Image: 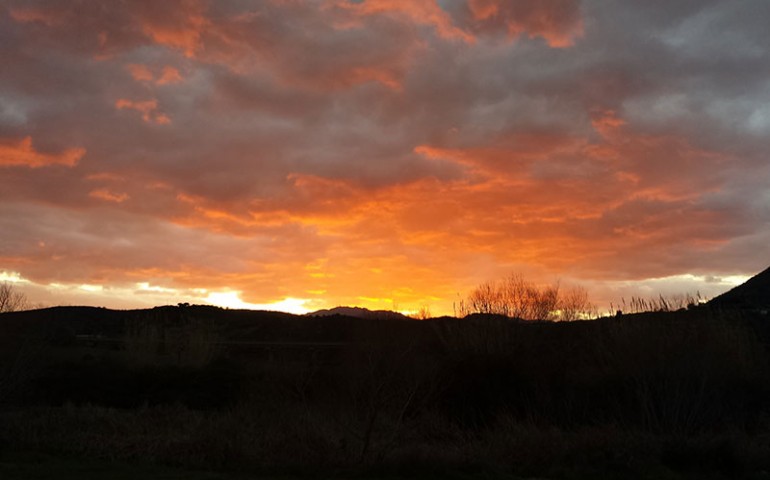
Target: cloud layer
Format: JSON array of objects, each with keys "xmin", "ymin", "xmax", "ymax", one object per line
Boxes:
[{"xmin": 1, "ymin": 0, "xmax": 768, "ymax": 313}]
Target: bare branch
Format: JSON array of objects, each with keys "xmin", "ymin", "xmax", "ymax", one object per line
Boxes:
[{"xmin": 0, "ymin": 282, "xmax": 29, "ymax": 313}]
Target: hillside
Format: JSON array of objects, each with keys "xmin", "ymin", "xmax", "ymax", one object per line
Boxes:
[
  {"xmin": 709, "ymin": 265, "xmax": 770, "ymax": 311},
  {"xmin": 0, "ymin": 304, "xmax": 434, "ymax": 349}
]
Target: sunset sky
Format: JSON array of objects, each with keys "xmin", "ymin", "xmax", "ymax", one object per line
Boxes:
[{"xmin": 1, "ymin": 0, "xmax": 769, "ymax": 315}]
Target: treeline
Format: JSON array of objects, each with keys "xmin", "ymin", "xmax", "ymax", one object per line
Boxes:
[
  {"xmin": 454, "ymin": 274, "xmax": 712, "ymax": 321},
  {"xmin": 456, "ymin": 274, "xmax": 597, "ymax": 320}
]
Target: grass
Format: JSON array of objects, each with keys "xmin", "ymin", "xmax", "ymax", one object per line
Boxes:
[
  {"xmin": 3, "ymin": 406, "xmax": 767, "ymax": 479},
  {"xmin": 0, "ymin": 451, "xmax": 543, "ymax": 480},
  {"xmin": 0, "ymin": 451, "xmax": 253, "ymax": 480}
]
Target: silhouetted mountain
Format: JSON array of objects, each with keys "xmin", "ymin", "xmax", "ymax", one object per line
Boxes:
[
  {"xmin": 709, "ymin": 265, "xmax": 770, "ymax": 311},
  {"xmin": 307, "ymin": 306, "xmax": 410, "ymax": 321}
]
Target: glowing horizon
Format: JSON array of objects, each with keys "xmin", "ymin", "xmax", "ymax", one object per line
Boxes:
[{"xmin": 0, "ymin": 268, "xmax": 753, "ymax": 317}]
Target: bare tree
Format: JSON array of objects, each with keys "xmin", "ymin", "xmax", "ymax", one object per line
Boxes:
[
  {"xmin": 465, "ymin": 274, "xmax": 594, "ymax": 321},
  {"xmin": 558, "ymin": 285, "xmax": 595, "ymax": 321},
  {"xmin": 500, "ymin": 274, "xmax": 532, "ymax": 318},
  {"xmin": 468, "ymin": 281, "xmax": 502, "ymax": 315},
  {"xmin": 0, "ymin": 282, "xmax": 29, "ymax": 313}
]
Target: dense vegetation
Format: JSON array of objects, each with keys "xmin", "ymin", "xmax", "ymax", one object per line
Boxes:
[{"xmin": 1, "ymin": 300, "xmax": 770, "ymax": 478}]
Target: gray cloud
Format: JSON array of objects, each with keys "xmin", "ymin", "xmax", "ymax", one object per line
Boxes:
[{"xmin": 1, "ymin": 0, "xmax": 768, "ymax": 312}]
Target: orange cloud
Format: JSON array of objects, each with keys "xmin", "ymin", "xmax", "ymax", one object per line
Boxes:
[
  {"xmin": 89, "ymin": 189, "xmax": 129, "ymax": 203},
  {"xmin": 590, "ymin": 109, "xmax": 627, "ymax": 138},
  {"xmin": 327, "ymin": 0, "xmax": 474, "ymax": 43},
  {"xmin": 416, "ymin": 132, "xmax": 589, "ymax": 177},
  {"xmin": 0, "ymin": 136, "xmax": 84, "ymax": 168},
  {"xmin": 157, "ymin": 66, "xmax": 183, "ymax": 85},
  {"xmin": 467, "ymin": 0, "xmax": 583, "ymax": 47},
  {"xmin": 115, "ymin": 98, "xmax": 171, "ymax": 124},
  {"xmin": 189, "ymin": 1, "xmax": 424, "ymax": 91},
  {"xmin": 136, "ymin": 0, "xmax": 208, "ymax": 57},
  {"xmin": 8, "ymin": 7, "xmax": 61, "ymax": 26},
  {"xmin": 126, "ymin": 64, "xmax": 183, "ymax": 85},
  {"xmin": 126, "ymin": 64, "xmax": 154, "ymax": 82},
  {"xmin": 86, "ymin": 172, "xmax": 126, "ymax": 182}
]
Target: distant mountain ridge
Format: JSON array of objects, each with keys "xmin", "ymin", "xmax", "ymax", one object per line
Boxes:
[
  {"xmin": 307, "ymin": 306, "xmax": 410, "ymax": 321},
  {"xmin": 709, "ymin": 265, "xmax": 770, "ymax": 311}
]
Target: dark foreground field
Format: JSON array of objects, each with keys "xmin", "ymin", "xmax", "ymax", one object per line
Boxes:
[{"xmin": 2, "ymin": 304, "xmax": 770, "ymax": 479}]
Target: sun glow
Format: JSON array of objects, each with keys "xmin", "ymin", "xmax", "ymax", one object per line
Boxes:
[
  {"xmin": 205, "ymin": 291, "xmax": 311, "ymax": 314},
  {"xmin": 0, "ymin": 271, "xmax": 28, "ymax": 283}
]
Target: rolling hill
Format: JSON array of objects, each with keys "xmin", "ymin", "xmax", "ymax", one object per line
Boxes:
[{"xmin": 708, "ymin": 265, "xmax": 770, "ymax": 311}]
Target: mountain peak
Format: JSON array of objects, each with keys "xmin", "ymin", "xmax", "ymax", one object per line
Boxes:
[{"xmin": 307, "ymin": 306, "xmax": 409, "ymax": 321}]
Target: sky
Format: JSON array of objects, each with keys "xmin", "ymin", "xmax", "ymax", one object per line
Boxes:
[{"xmin": 1, "ymin": 0, "xmax": 769, "ymax": 315}]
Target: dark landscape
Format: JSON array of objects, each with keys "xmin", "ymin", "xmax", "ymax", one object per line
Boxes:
[
  {"xmin": 1, "ymin": 267, "xmax": 770, "ymax": 479},
  {"xmin": 3, "ymin": 3, "xmax": 770, "ymax": 477}
]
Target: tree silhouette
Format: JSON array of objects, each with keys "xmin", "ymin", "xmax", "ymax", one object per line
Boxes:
[
  {"xmin": 0, "ymin": 282, "xmax": 29, "ymax": 313},
  {"xmin": 465, "ymin": 274, "xmax": 595, "ymax": 321}
]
